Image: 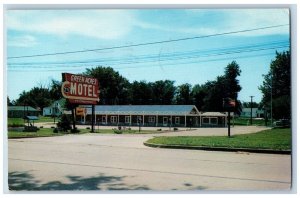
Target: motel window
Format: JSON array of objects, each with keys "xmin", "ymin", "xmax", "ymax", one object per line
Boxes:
[
  {"xmin": 175, "ymin": 117, "xmax": 180, "ymax": 124},
  {"xmin": 102, "ymin": 116, "xmax": 106, "ymax": 123},
  {"xmin": 125, "ymin": 116, "xmax": 130, "ymax": 123},
  {"xmin": 203, "ymin": 117, "xmax": 209, "ymax": 124},
  {"xmin": 148, "ymin": 116, "xmax": 155, "ymax": 123},
  {"xmin": 137, "ymin": 116, "xmax": 142, "ymax": 123},
  {"xmin": 163, "ymin": 117, "xmax": 168, "ymax": 125},
  {"xmin": 210, "ymin": 117, "xmax": 218, "ymax": 125},
  {"xmin": 111, "ymin": 116, "xmax": 117, "ymax": 123}
]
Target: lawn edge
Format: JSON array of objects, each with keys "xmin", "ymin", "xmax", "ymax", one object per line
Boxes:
[{"xmin": 143, "ymin": 142, "xmax": 291, "ymax": 154}]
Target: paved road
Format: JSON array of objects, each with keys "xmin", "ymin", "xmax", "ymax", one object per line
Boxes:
[{"xmin": 7, "ymin": 128, "xmax": 291, "ymax": 191}]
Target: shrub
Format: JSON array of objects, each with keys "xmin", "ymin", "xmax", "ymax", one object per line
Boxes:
[
  {"xmin": 174, "ymin": 128, "xmax": 178, "ymax": 131},
  {"xmin": 51, "ymin": 126, "xmax": 55, "ymax": 129},
  {"xmin": 86, "ymin": 127, "xmax": 90, "ymax": 130},
  {"xmin": 53, "ymin": 128, "xmax": 58, "ymax": 133},
  {"xmin": 114, "ymin": 130, "xmax": 122, "ymax": 134},
  {"xmin": 71, "ymin": 127, "xmax": 80, "ymax": 133},
  {"xmin": 40, "ymin": 126, "xmax": 44, "ymax": 128},
  {"xmin": 57, "ymin": 114, "xmax": 71, "ymax": 132},
  {"xmin": 23, "ymin": 126, "xmax": 38, "ymax": 132},
  {"xmin": 8, "ymin": 123, "xmax": 25, "ymax": 127},
  {"xmin": 157, "ymin": 129, "xmax": 162, "ymax": 131}
]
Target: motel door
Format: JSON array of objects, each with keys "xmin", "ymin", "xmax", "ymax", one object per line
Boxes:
[{"xmin": 163, "ymin": 117, "xmax": 168, "ymax": 127}]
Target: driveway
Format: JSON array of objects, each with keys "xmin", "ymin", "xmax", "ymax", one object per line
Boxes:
[{"xmin": 7, "ymin": 126, "xmax": 291, "ymax": 191}]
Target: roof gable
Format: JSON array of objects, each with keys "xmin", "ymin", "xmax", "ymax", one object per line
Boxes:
[{"xmin": 8, "ymin": 106, "xmax": 38, "ymax": 111}]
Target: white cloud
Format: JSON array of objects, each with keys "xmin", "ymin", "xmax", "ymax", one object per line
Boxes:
[
  {"xmin": 6, "ymin": 9, "xmax": 290, "ymax": 41},
  {"xmin": 7, "ymin": 35, "xmax": 38, "ymax": 47},
  {"xmin": 6, "ymin": 10, "xmax": 136, "ymax": 40},
  {"xmin": 183, "ymin": 9, "xmax": 290, "ymax": 36}
]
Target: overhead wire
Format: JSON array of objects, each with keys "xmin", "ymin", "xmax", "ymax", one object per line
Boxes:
[
  {"xmin": 8, "ymin": 42, "xmax": 289, "ymax": 70},
  {"xmin": 7, "ymin": 24, "xmax": 289, "ymax": 59}
]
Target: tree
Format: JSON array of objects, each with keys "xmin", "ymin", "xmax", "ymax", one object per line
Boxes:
[
  {"xmin": 191, "ymin": 84, "xmax": 207, "ymax": 110},
  {"xmin": 130, "ymin": 81, "xmax": 153, "ymax": 105},
  {"xmin": 84, "ymin": 66, "xmax": 130, "ymax": 105},
  {"xmin": 15, "ymin": 87, "xmax": 52, "ymax": 109},
  {"xmin": 197, "ymin": 61, "xmax": 242, "ymax": 113},
  {"xmin": 175, "ymin": 83, "xmax": 192, "ymax": 105},
  {"xmin": 202, "ymin": 76, "xmax": 227, "ymax": 111},
  {"xmin": 152, "ymin": 80, "xmax": 176, "ymax": 105},
  {"xmin": 259, "ymin": 51, "xmax": 291, "ymax": 119},
  {"xmin": 7, "ymin": 96, "xmax": 14, "ymax": 106},
  {"xmin": 223, "ymin": 61, "xmax": 242, "ymax": 100},
  {"xmin": 49, "ymin": 79, "xmax": 62, "ymax": 101}
]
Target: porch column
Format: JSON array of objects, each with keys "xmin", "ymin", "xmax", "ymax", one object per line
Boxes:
[
  {"xmin": 199, "ymin": 115, "xmax": 201, "ymax": 127},
  {"xmin": 156, "ymin": 112, "xmax": 158, "ymax": 127},
  {"xmin": 185, "ymin": 114, "xmax": 187, "ymax": 127},
  {"xmin": 130, "ymin": 114, "xmax": 132, "ymax": 126},
  {"xmin": 106, "ymin": 113, "xmax": 108, "ymax": 125},
  {"xmin": 117, "ymin": 111, "xmax": 119, "ymax": 125},
  {"xmin": 143, "ymin": 111, "xmax": 145, "ymax": 126}
]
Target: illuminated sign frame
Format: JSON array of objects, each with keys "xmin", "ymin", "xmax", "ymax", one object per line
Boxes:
[{"xmin": 61, "ymin": 73, "xmax": 100, "ymax": 104}]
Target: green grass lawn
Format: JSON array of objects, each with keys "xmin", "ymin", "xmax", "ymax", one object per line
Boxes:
[
  {"xmin": 146, "ymin": 128, "xmax": 291, "ymax": 151},
  {"xmin": 8, "ymin": 116, "xmax": 55, "ymax": 126},
  {"xmin": 8, "ymin": 128, "xmax": 90, "ymax": 139},
  {"xmin": 8, "ymin": 127, "xmax": 158, "ymax": 138},
  {"xmin": 233, "ymin": 117, "xmax": 266, "ymax": 126}
]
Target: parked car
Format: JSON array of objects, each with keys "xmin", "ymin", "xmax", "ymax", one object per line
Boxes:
[{"xmin": 273, "ymin": 119, "xmax": 290, "ymax": 127}]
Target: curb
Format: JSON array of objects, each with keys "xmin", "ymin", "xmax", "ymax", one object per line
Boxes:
[{"xmin": 143, "ymin": 142, "xmax": 291, "ymax": 155}]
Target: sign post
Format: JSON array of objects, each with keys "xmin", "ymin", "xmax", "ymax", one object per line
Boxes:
[
  {"xmin": 223, "ymin": 98, "xmax": 236, "ymax": 138},
  {"xmin": 61, "ymin": 73, "xmax": 100, "ymax": 132}
]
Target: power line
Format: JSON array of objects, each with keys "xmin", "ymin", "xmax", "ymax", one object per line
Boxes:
[
  {"xmin": 8, "ymin": 40, "xmax": 289, "ymax": 66},
  {"xmin": 8, "ymin": 50, "xmax": 285, "ymax": 72},
  {"xmin": 7, "ymin": 24, "xmax": 289, "ymax": 59},
  {"xmin": 8, "ymin": 43, "xmax": 289, "ymax": 69}
]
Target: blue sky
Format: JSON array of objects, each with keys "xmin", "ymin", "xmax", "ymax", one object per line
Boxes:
[{"xmin": 6, "ymin": 9, "xmax": 290, "ymax": 103}]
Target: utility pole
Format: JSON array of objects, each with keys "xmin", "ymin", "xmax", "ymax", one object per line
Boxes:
[{"xmin": 250, "ymin": 96, "xmax": 254, "ymax": 125}]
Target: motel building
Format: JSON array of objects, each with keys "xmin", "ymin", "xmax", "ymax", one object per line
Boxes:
[{"xmin": 74, "ymin": 105, "xmax": 228, "ymax": 128}]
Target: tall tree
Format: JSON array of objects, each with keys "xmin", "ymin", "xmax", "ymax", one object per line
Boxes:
[
  {"xmin": 49, "ymin": 79, "xmax": 62, "ymax": 101},
  {"xmin": 84, "ymin": 66, "xmax": 130, "ymax": 105},
  {"xmin": 202, "ymin": 76, "xmax": 227, "ymax": 112},
  {"xmin": 130, "ymin": 81, "xmax": 153, "ymax": 105},
  {"xmin": 223, "ymin": 61, "xmax": 242, "ymax": 100},
  {"xmin": 191, "ymin": 84, "xmax": 207, "ymax": 111},
  {"xmin": 259, "ymin": 51, "xmax": 291, "ymax": 119},
  {"xmin": 176, "ymin": 83, "xmax": 192, "ymax": 105},
  {"xmin": 15, "ymin": 87, "xmax": 52, "ymax": 109},
  {"xmin": 199, "ymin": 61, "xmax": 242, "ymax": 113},
  {"xmin": 152, "ymin": 80, "xmax": 176, "ymax": 105}
]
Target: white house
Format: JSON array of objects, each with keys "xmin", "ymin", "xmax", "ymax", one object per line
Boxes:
[
  {"xmin": 43, "ymin": 99, "xmax": 66, "ymax": 117},
  {"xmin": 240, "ymin": 108, "xmax": 264, "ymax": 118}
]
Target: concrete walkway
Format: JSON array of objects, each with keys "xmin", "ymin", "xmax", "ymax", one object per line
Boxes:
[{"xmin": 35, "ymin": 122, "xmax": 269, "ymax": 137}]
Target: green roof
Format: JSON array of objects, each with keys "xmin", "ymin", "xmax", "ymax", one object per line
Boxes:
[
  {"xmin": 25, "ymin": 116, "xmax": 39, "ymax": 120},
  {"xmin": 84, "ymin": 105, "xmax": 199, "ymax": 116},
  {"xmin": 8, "ymin": 106, "xmax": 39, "ymax": 111}
]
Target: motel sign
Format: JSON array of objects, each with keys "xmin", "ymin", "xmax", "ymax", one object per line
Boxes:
[{"xmin": 61, "ymin": 73, "xmax": 100, "ymax": 104}]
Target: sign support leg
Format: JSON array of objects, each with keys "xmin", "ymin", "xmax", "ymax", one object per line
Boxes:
[
  {"xmin": 228, "ymin": 111, "xmax": 231, "ymax": 137},
  {"xmin": 91, "ymin": 105, "xmax": 95, "ymax": 133}
]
